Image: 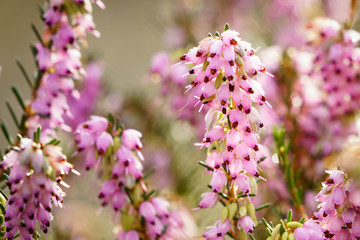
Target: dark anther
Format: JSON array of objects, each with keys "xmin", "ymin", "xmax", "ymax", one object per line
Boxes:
[
  {"xmin": 229, "ymin": 84, "xmax": 234, "ymax": 92},
  {"xmin": 346, "ymin": 222, "xmax": 352, "ymax": 229},
  {"xmin": 230, "ymin": 39, "xmax": 237, "ymax": 45},
  {"xmin": 326, "ymin": 179, "xmax": 334, "ymax": 184}
]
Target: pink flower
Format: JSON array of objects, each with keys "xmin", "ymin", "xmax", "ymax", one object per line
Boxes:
[
  {"xmin": 238, "ymin": 216, "xmax": 255, "ymax": 233},
  {"xmin": 210, "ymin": 170, "xmax": 227, "ymax": 193},
  {"xmin": 294, "ymin": 220, "xmax": 325, "ymax": 240},
  {"xmin": 95, "ymin": 132, "xmax": 113, "ymax": 155},
  {"xmin": 140, "ymin": 202, "xmax": 157, "ymax": 224},
  {"xmin": 198, "ymin": 192, "xmax": 218, "ymax": 209},
  {"xmin": 203, "ymin": 219, "xmax": 231, "ymax": 239}
]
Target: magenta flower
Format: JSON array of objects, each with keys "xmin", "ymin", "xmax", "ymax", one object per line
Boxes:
[
  {"xmin": 203, "ymin": 219, "xmax": 231, "ymax": 240},
  {"xmin": 294, "ymin": 220, "xmax": 325, "ymax": 240}
]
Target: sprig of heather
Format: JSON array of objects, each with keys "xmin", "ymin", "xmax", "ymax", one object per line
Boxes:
[
  {"xmin": 305, "ymin": 17, "xmax": 360, "ymax": 120},
  {"xmin": 179, "ymin": 25, "xmax": 270, "ymax": 239},
  {"xmin": 22, "ymin": 0, "xmax": 104, "ymax": 141},
  {"xmin": 312, "ymin": 169, "xmax": 360, "ymax": 239},
  {"xmin": 0, "ymin": 130, "xmax": 78, "ymax": 239},
  {"xmin": 74, "ymin": 115, "xmax": 186, "ymax": 240}
]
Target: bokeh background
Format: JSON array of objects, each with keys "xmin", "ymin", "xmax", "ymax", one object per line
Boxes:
[{"xmin": 0, "ymin": 0, "xmax": 358, "ymax": 239}]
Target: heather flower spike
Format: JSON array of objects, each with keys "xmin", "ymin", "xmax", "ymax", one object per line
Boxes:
[
  {"xmin": 1, "ymin": 130, "xmax": 76, "ymax": 239},
  {"xmin": 75, "ymin": 114, "xmax": 186, "ymax": 239},
  {"xmin": 180, "ymin": 24, "xmax": 270, "ymax": 239},
  {"xmin": 24, "ymin": 0, "xmax": 103, "ymax": 141},
  {"xmin": 312, "ymin": 170, "xmax": 360, "ymax": 239},
  {"xmin": 0, "ymin": 0, "xmax": 102, "ymax": 239}
]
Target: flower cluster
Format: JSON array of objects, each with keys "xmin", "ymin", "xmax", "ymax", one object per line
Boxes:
[
  {"xmin": 180, "ymin": 26, "xmax": 269, "ymax": 238},
  {"xmin": 259, "ymin": 43, "xmax": 357, "ymax": 169},
  {"xmin": 1, "ymin": 136, "xmax": 76, "ymax": 239},
  {"xmin": 313, "ymin": 170, "xmax": 360, "ymax": 239},
  {"xmin": 27, "ymin": 0, "xmax": 103, "ymax": 140},
  {"xmin": 74, "ymin": 115, "xmax": 185, "ymax": 239},
  {"xmin": 305, "ymin": 18, "xmax": 360, "ymax": 118}
]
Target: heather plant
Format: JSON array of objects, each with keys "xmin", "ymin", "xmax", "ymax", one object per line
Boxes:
[{"xmin": 2, "ymin": 0, "xmax": 360, "ymax": 239}]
